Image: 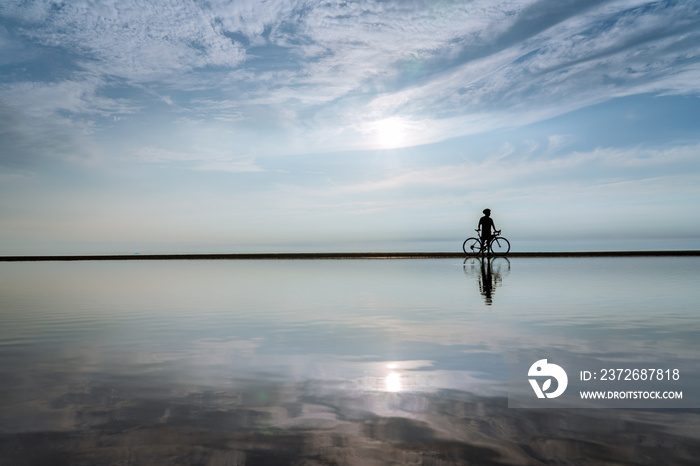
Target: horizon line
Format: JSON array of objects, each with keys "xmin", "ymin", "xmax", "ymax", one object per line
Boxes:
[{"xmin": 1, "ymin": 251, "xmax": 699, "ymax": 261}]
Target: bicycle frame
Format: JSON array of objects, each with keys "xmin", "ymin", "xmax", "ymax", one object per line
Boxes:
[{"xmin": 463, "ymin": 230, "xmax": 510, "ymax": 257}]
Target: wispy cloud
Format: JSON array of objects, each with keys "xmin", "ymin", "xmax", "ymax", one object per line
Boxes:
[
  {"xmin": 3, "ymin": 0, "xmax": 699, "ymax": 158},
  {"xmin": 0, "ymin": 76, "xmax": 137, "ymax": 166},
  {"xmin": 128, "ymin": 146, "xmax": 264, "ymax": 173},
  {"xmin": 289, "ymin": 143, "xmax": 700, "ymax": 201},
  {"xmin": 2, "ymin": 0, "xmax": 246, "ymax": 80}
]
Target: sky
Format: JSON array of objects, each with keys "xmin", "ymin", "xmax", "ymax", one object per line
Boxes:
[{"xmin": 1, "ymin": 0, "xmax": 699, "ymax": 254}]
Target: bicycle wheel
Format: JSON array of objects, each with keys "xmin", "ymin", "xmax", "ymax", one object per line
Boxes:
[
  {"xmin": 489, "ymin": 237, "xmax": 510, "ymax": 256},
  {"xmin": 463, "ymin": 237, "xmax": 484, "ymax": 257}
]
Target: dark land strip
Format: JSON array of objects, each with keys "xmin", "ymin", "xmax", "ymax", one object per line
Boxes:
[{"xmin": 1, "ymin": 251, "xmax": 699, "ymax": 261}]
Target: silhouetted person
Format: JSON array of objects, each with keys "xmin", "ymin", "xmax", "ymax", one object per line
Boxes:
[{"xmin": 477, "ymin": 209, "xmax": 499, "ymax": 249}]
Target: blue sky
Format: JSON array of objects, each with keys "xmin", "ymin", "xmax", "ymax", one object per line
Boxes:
[{"xmin": 1, "ymin": 0, "xmax": 699, "ymax": 254}]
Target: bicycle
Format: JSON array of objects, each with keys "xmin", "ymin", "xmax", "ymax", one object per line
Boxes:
[{"xmin": 462, "ymin": 230, "xmax": 511, "ymax": 257}]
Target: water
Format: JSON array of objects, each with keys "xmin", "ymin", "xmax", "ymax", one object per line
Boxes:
[{"xmin": 1, "ymin": 257, "xmax": 699, "ymax": 464}]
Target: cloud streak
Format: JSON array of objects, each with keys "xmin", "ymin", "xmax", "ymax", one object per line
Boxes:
[
  {"xmin": 2, "ymin": 0, "xmax": 699, "ymax": 158},
  {"xmin": 291, "ymin": 143, "xmax": 700, "ymax": 197}
]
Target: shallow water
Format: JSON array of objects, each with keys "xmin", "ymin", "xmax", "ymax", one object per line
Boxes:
[{"xmin": 1, "ymin": 258, "xmax": 699, "ymax": 464}]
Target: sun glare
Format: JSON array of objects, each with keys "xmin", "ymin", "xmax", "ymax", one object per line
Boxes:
[
  {"xmin": 385, "ymin": 372, "xmax": 402, "ymax": 392},
  {"xmin": 375, "ymin": 118, "xmax": 407, "ymax": 149},
  {"xmin": 385, "ymin": 362, "xmax": 402, "ymax": 392}
]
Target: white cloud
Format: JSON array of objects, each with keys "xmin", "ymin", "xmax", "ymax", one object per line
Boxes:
[
  {"xmin": 2, "ymin": 0, "xmax": 699, "ymax": 163},
  {"xmin": 128, "ymin": 146, "xmax": 264, "ymax": 173},
  {"xmin": 0, "ymin": 76, "xmax": 138, "ymax": 166},
  {"xmin": 349, "ymin": 1, "xmax": 700, "ymax": 136},
  {"xmin": 300, "ymin": 143, "xmax": 700, "ymax": 196},
  {"xmin": 190, "ymin": 159, "xmax": 264, "ymax": 173},
  {"xmin": 3, "ymin": 0, "xmax": 246, "ymax": 80}
]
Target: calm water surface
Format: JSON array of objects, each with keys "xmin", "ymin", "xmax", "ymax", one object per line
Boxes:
[{"xmin": 1, "ymin": 258, "xmax": 699, "ymax": 464}]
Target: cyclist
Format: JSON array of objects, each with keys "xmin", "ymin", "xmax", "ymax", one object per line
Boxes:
[{"xmin": 477, "ymin": 209, "xmax": 500, "ymax": 249}]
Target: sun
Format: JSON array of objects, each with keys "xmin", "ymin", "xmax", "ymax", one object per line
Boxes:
[{"xmin": 375, "ymin": 118, "xmax": 407, "ymax": 149}]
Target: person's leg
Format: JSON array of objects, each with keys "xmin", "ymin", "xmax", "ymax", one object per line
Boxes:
[
  {"xmin": 482, "ymin": 235, "xmax": 492, "ymax": 253},
  {"xmin": 480, "ymin": 236, "xmax": 488, "ymax": 254}
]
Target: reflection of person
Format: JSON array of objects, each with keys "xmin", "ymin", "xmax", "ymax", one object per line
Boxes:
[
  {"xmin": 477, "ymin": 209, "xmax": 499, "ymax": 248},
  {"xmin": 479, "ymin": 258, "xmax": 494, "ymax": 306},
  {"xmin": 463, "ymin": 256, "xmax": 510, "ymax": 306}
]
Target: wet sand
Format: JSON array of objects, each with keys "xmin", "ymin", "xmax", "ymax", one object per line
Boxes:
[
  {"xmin": 2, "ymin": 256, "xmax": 699, "ymax": 464},
  {"xmin": 1, "ymin": 250, "xmax": 699, "ymax": 261},
  {"xmin": 2, "ymin": 382, "xmax": 699, "ymax": 465}
]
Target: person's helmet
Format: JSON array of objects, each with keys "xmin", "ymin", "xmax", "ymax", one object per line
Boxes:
[{"xmin": 483, "ymin": 208, "xmax": 491, "ymax": 214}]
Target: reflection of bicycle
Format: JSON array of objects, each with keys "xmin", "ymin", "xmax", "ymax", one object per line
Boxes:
[
  {"xmin": 463, "ymin": 256, "xmax": 511, "ymax": 305},
  {"xmin": 463, "ymin": 230, "xmax": 511, "ymax": 257},
  {"xmin": 463, "ymin": 256, "xmax": 511, "ymax": 277}
]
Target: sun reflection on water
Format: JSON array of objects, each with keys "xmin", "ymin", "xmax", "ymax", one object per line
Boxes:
[
  {"xmin": 385, "ymin": 372, "xmax": 402, "ymax": 392},
  {"xmin": 385, "ymin": 363, "xmax": 402, "ymax": 392}
]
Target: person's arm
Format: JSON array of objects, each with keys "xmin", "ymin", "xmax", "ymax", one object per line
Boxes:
[{"xmin": 489, "ymin": 217, "xmax": 498, "ymax": 234}]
